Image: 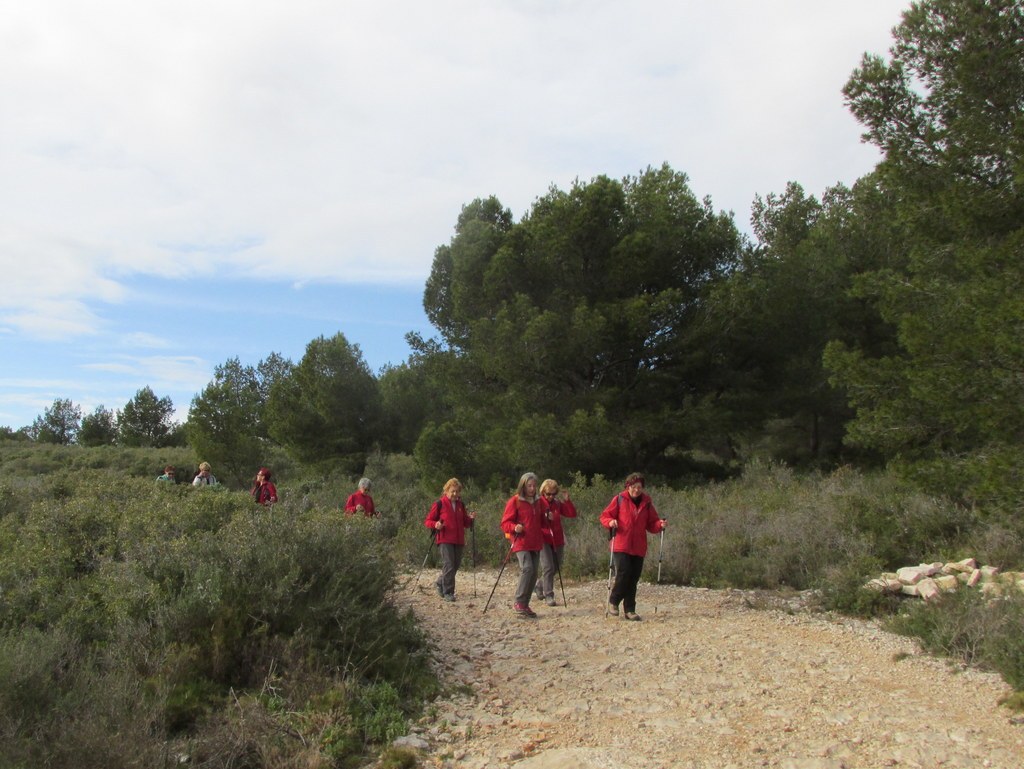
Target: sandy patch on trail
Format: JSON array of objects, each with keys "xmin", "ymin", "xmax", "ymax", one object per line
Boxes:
[{"xmin": 392, "ymin": 569, "xmax": 1023, "ymax": 769}]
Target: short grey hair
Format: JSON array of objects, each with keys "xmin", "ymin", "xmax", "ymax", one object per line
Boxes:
[{"xmin": 358, "ymin": 477, "xmax": 372, "ymax": 491}]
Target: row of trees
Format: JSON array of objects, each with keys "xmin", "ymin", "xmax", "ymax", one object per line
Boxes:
[
  {"xmin": 6, "ymin": 387, "xmax": 183, "ymax": 448},
  {"xmin": 8, "ymin": 0, "xmax": 1022, "ymax": 511}
]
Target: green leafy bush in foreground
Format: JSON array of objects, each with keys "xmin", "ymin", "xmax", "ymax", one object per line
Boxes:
[{"xmin": 0, "ymin": 470, "xmax": 437, "ymax": 769}]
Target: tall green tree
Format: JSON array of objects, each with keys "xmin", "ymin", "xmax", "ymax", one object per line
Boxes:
[
  {"xmin": 30, "ymin": 398, "xmax": 81, "ymax": 445},
  {"xmin": 418, "ymin": 165, "xmax": 743, "ymax": 483},
  {"xmin": 118, "ymin": 387, "xmax": 177, "ymax": 448},
  {"xmin": 265, "ymin": 333, "xmax": 381, "ymax": 472},
  {"xmin": 186, "ymin": 357, "xmax": 288, "ymax": 484},
  {"xmin": 825, "ymin": 0, "xmax": 1024, "ymax": 507},
  {"xmin": 78, "ymin": 405, "xmax": 118, "ymax": 446}
]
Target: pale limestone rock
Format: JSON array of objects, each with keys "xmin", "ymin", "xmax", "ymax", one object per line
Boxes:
[
  {"xmin": 897, "ymin": 567, "xmax": 927, "ymax": 585},
  {"xmin": 901, "ymin": 583, "xmax": 920, "ymax": 597},
  {"xmin": 967, "ymin": 569, "xmax": 982, "ymax": 587},
  {"xmin": 980, "ymin": 565, "xmax": 1000, "ymax": 579},
  {"xmin": 934, "ymin": 575, "xmax": 959, "ymax": 592},
  {"xmin": 916, "ymin": 578, "xmax": 940, "ymax": 601}
]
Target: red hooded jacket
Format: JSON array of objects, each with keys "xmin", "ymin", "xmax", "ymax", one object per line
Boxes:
[
  {"xmin": 599, "ymin": 491, "xmax": 664, "ymax": 557},
  {"xmin": 500, "ymin": 495, "xmax": 545, "ymax": 552},
  {"xmin": 423, "ymin": 496, "xmax": 473, "ymax": 546},
  {"xmin": 538, "ymin": 496, "xmax": 577, "ymax": 547}
]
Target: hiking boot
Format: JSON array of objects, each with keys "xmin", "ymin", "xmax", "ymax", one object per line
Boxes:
[
  {"xmin": 513, "ymin": 602, "xmax": 537, "ymax": 617},
  {"xmin": 624, "ymin": 611, "xmax": 642, "ymax": 621},
  {"xmin": 442, "ymin": 594, "xmax": 456, "ymax": 603},
  {"xmin": 435, "ymin": 582, "xmax": 444, "ymax": 597},
  {"xmin": 545, "ymin": 596, "xmax": 557, "ymax": 606},
  {"xmin": 607, "ymin": 603, "xmax": 619, "ymax": 616}
]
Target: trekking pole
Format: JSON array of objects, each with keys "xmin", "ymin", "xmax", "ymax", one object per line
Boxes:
[
  {"xmin": 471, "ymin": 520, "xmax": 478, "ymax": 598},
  {"xmin": 657, "ymin": 520, "xmax": 666, "ymax": 584},
  {"xmin": 483, "ymin": 535, "xmax": 517, "ymax": 613},
  {"xmin": 604, "ymin": 526, "xmax": 615, "ymax": 617},
  {"xmin": 409, "ymin": 529, "xmax": 436, "ymax": 591}
]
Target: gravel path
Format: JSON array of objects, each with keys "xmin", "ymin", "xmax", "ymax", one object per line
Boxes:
[{"xmin": 393, "ymin": 568, "xmax": 1023, "ymax": 769}]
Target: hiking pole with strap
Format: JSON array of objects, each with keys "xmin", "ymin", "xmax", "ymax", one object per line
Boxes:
[
  {"xmin": 604, "ymin": 525, "xmax": 615, "ymax": 617},
  {"xmin": 483, "ymin": 534, "xmax": 517, "ymax": 613}
]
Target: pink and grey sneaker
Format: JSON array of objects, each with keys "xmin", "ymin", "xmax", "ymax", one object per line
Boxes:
[{"xmin": 513, "ymin": 602, "xmax": 538, "ymax": 617}]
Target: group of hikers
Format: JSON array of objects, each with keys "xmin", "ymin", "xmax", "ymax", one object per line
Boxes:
[
  {"xmin": 157, "ymin": 462, "xmax": 666, "ymax": 619},
  {"xmin": 422, "ymin": 471, "xmax": 667, "ymax": 621}
]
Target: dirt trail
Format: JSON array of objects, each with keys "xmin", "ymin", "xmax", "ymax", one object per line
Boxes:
[{"xmin": 392, "ymin": 568, "xmax": 1023, "ymax": 769}]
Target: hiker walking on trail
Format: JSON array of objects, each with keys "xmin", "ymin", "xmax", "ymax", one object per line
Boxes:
[
  {"xmin": 600, "ymin": 473, "xmax": 666, "ymax": 621},
  {"xmin": 424, "ymin": 478, "xmax": 476, "ymax": 602},
  {"xmin": 500, "ymin": 472, "xmax": 546, "ymax": 617},
  {"xmin": 251, "ymin": 467, "xmax": 278, "ymax": 505},
  {"xmin": 344, "ymin": 477, "xmax": 376, "ymax": 516},
  {"xmin": 535, "ymin": 479, "xmax": 576, "ymax": 606}
]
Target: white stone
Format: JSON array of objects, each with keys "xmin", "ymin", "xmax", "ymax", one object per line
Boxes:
[
  {"xmin": 967, "ymin": 569, "xmax": 982, "ymax": 587},
  {"xmin": 897, "ymin": 567, "xmax": 928, "ymax": 585}
]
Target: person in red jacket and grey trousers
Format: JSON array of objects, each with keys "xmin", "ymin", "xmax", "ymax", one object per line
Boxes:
[
  {"xmin": 424, "ymin": 478, "xmax": 476, "ymax": 602},
  {"xmin": 534, "ymin": 478, "xmax": 577, "ymax": 606},
  {"xmin": 500, "ymin": 471, "xmax": 547, "ymax": 617},
  {"xmin": 599, "ymin": 473, "xmax": 666, "ymax": 621}
]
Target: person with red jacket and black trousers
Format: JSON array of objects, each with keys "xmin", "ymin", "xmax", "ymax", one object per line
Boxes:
[
  {"xmin": 424, "ymin": 478, "xmax": 476, "ymax": 602},
  {"xmin": 500, "ymin": 471, "xmax": 546, "ymax": 617},
  {"xmin": 599, "ymin": 473, "xmax": 666, "ymax": 621},
  {"xmin": 534, "ymin": 478, "xmax": 577, "ymax": 606}
]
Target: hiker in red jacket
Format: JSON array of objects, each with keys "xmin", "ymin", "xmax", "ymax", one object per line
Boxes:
[
  {"xmin": 500, "ymin": 472, "xmax": 546, "ymax": 617},
  {"xmin": 345, "ymin": 477, "xmax": 376, "ymax": 516},
  {"xmin": 424, "ymin": 478, "xmax": 476, "ymax": 601},
  {"xmin": 251, "ymin": 467, "xmax": 278, "ymax": 505},
  {"xmin": 534, "ymin": 478, "xmax": 577, "ymax": 606},
  {"xmin": 599, "ymin": 473, "xmax": 666, "ymax": 621}
]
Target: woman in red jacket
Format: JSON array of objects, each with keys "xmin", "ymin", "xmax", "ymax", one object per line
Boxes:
[
  {"xmin": 423, "ymin": 478, "xmax": 476, "ymax": 601},
  {"xmin": 534, "ymin": 478, "xmax": 577, "ymax": 606},
  {"xmin": 500, "ymin": 471, "xmax": 546, "ymax": 617},
  {"xmin": 251, "ymin": 467, "xmax": 278, "ymax": 506},
  {"xmin": 599, "ymin": 473, "xmax": 666, "ymax": 621},
  {"xmin": 345, "ymin": 477, "xmax": 376, "ymax": 516}
]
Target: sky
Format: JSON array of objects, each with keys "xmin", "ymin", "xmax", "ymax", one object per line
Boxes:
[{"xmin": 1, "ymin": 0, "xmax": 910, "ymax": 431}]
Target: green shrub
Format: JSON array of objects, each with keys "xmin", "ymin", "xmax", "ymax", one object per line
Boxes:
[{"xmin": 886, "ymin": 590, "xmax": 1024, "ymax": 691}]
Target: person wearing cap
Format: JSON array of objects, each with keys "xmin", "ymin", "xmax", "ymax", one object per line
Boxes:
[
  {"xmin": 599, "ymin": 473, "xmax": 666, "ymax": 621},
  {"xmin": 423, "ymin": 477, "xmax": 476, "ymax": 601},
  {"xmin": 156, "ymin": 465, "xmax": 176, "ymax": 483},
  {"xmin": 192, "ymin": 461, "xmax": 218, "ymax": 486},
  {"xmin": 251, "ymin": 467, "xmax": 278, "ymax": 505},
  {"xmin": 534, "ymin": 478, "xmax": 576, "ymax": 606},
  {"xmin": 344, "ymin": 477, "xmax": 376, "ymax": 516},
  {"xmin": 499, "ymin": 472, "xmax": 546, "ymax": 617}
]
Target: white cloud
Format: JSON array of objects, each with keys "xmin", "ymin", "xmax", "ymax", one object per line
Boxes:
[{"xmin": 2, "ymin": 0, "xmax": 907, "ymax": 346}]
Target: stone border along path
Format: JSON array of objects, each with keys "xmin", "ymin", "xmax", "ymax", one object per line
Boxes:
[{"xmin": 391, "ymin": 568, "xmax": 1024, "ymax": 769}]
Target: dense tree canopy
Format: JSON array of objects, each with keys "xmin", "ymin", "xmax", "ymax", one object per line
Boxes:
[
  {"xmin": 29, "ymin": 399, "xmax": 81, "ymax": 445},
  {"xmin": 825, "ymin": 0, "xmax": 1024, "ymax": 507},
  {"xmin": 78, "ymin": 405, "xmax": 118, "ymax": 447},
  {"xmin": 416, "ymin": 165, "xmax": 744, "ymax": 485},
  {"xmin": 118, "ymin": 387, "xmax": 177, "ymax": 448},
  {"xmin": 265, "ymin": 333, "xmax": 381, "ymax": 472}
]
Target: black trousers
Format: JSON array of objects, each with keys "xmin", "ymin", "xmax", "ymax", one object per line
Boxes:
[{"xmin": 609, "ymin": 552, "xmax": 645, "ymax": 613}]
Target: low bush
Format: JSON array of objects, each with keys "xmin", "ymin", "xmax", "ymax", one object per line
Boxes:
[{"xmin": 885, "ymin": 590, "xmax": 1024, "ymax": 691}]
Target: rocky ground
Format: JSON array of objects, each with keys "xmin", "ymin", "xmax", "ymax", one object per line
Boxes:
[{"xmin": 390, "ymin": 567, "xmax": 1024, "ymax": 769}]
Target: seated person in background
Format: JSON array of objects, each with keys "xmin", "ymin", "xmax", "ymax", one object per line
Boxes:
[{"xmin": 156, "ymin": 465, "xmax": 176, "ymax": 483}]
